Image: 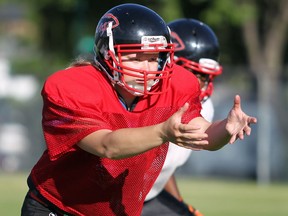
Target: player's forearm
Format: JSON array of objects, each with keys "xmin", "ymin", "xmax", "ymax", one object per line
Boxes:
[
  {"xmin": 204, "ymin": 119, "xmax": 230, "ymax": 151},
  {"xmin": 103, "ymin": 124, "xmax": 166, "ymax": 159},
  {"xmin": 78, "ymin": 123, "xmax": 166, "ymax": 159}
]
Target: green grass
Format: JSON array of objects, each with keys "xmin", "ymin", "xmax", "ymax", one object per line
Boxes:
[
  {"xmin": 0, "ymin": 172, "xmax": 28, "ymax": 216},
  {"xmin": 178, "ymin": 177, "xmax": 288, "ymax": 216},
  {"xmin": 0, "ymin": 173, "xmax": 287, "ymax": 216}
]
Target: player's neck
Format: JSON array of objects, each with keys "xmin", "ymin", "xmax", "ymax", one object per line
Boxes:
[{"xmin": 115, "ymin": 86, "xmax": 138, "ymax": 110}]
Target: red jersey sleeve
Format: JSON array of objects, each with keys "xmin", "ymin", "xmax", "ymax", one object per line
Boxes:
[
  {"xmin": 182, "ymin": 89, "xmax": 202, "ymax": 124},
  {"xmin": 41, "ymin": 66, "xmax": 114, "ymax": 161},
  {"xmin": 170, "ymin": 64, "xmax": 202, "ymax": 124},
  {"xmin": 42, "ymin": 94, "xmax": 112, "ymax": 161}
]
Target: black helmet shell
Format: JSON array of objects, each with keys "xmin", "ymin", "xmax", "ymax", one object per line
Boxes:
[{"xmin": 168, "ymin": 18, "xmax": 220, "ymax": 62}]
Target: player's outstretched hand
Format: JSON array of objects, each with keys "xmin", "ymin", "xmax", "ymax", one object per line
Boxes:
[
  {"xmin": 226, "ymin": 95, "xmax": 257, "ymax": 144},
  {"xmin": 161, "ymin": 103, "xmax": 208, "ymax": 150}
]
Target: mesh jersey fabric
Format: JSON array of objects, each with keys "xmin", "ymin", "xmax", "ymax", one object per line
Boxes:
[
  {"xmin": 29, "ymin": 64, "xmax": 202, "ymax": 216},
  {"xmin": 145, "ymin": 97, "xmax": 214, "ymax": 201}
]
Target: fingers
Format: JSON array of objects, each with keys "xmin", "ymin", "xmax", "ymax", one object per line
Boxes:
[
  {"xmin": 237, "ymin": 130, "xmax": 244, "ymax": 140},
  {"xmin": 179, "ymin": 123, "xmax": 201, "ymax": 133},
  {"xmin": 176, "ymin": 140, "xmax": 208, "ymax": 150},
  {"xmin": 243, "ymin": 125, "xmax": 252, "ymax": 136},
  {"xmin": 233, "ymin": 94, "xmax": 241, "ymax": 110},
  {"xmin": 229, "ymin": 118, "xmax": 256, "ymax": 144},
  {"xmin": 229, "ymin": 134, "xmax": 237, "ymax": 144},
  {"xmin": 175, "ymin": 132, "xmax": 209, "ymax": 150},
  {"xmin": 180, "ymin": 133, "xmax": 208, "ymax": 142},
  {"xmin": 248, "ymin": 116, "xmax": 257, "ymax": 124},
  {"xmin": 242, "ymin": 116, "xmax": 256, "ymax": 135},
  {"xmin": 170, "ymin": 103, "xmax": 190, "ymax": 128},
  {"xmin": 174, "ymin": 122, "xmax": 209, "ymax": 150},
  {"xmin": 177, "ymin": 102, "xmax": 189, "ymax": 117},
  {"xmin": 241, "ymin": 116, "xmax": 257, "ymax": 136}
]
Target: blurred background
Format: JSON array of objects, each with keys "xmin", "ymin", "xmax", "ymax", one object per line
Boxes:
[{"xmin": 0, "ymin": 0, "xmax": 288, "ymax": 187}]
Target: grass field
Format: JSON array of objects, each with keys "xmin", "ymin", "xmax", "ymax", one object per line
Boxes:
[
  {"xmin": 0, "ymin": 172, "xmax": 287, "ymax": 215},
  {"xmin": 178, "ymin": 177, "xmax": 288, "ymax": 216}
]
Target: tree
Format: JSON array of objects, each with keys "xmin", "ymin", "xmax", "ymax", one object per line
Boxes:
[
  {"xmin": 240, "ymin": 0, "xmax": 288, "ymax": 184},
  {"xmin": 202, "ymin": 0, "xmax": 288, "ymax": 184}
]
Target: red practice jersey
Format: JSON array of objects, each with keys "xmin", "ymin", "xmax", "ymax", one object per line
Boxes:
[{"xmin": 29, "ymin": 64, "xmax": 201, "ymax": 216}]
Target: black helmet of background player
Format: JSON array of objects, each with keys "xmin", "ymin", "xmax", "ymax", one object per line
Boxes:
[
  {"xmin": 94, "ymin": 3, "xmax": 174, "ymax": 96},
  {"xmin": 168, "ymin": 18, "xmax": 222, "ymax": 102}
]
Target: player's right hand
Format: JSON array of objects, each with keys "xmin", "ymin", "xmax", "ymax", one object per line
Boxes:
[{"xmin": 161, "ymin": 103, "xmax": 208, "ymax": 150}]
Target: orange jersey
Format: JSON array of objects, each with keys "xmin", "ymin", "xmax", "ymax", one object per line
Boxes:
[{"xmin": 29, "ymin": 64, "xmax": 201, "ymax": 215}]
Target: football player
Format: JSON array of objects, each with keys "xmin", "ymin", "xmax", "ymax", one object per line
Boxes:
[{"xmin": 21, "ymin": 5, "xmax": 256, "ymax": 216}]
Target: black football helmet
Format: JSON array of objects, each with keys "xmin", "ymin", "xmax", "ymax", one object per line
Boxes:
[
  {"xmin": 94, "ymin": 3, "xmax": 174, "ymax": 96},
  {"xmin": 168, "ymin": 18, "xmax": 222, "ymax": 101}
]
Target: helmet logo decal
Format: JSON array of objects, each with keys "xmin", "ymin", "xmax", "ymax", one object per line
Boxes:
[
  {"xmin": 141, "ymin": 36, "xmax": 168, "ymax": 49},
  {"xmin": 199, "ymin": 58, "xmax": 222, "ymax": 73},
  {"xmin": 97, "ymin": 13, "xmax": 119, "ymax": 35},
  {"xmin": 170, "ymin": 31, "xmax": 185, "ymax": 51}
]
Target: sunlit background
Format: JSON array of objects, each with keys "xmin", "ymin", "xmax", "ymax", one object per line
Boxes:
[{"xmin": 0, "ymin": 0, "xmax": 288, "ymax": 188}]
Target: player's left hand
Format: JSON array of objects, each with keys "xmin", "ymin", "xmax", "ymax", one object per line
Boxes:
[{"xmin": 226, "ymin": 95, "xmax": 257, "ymax": 144}]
